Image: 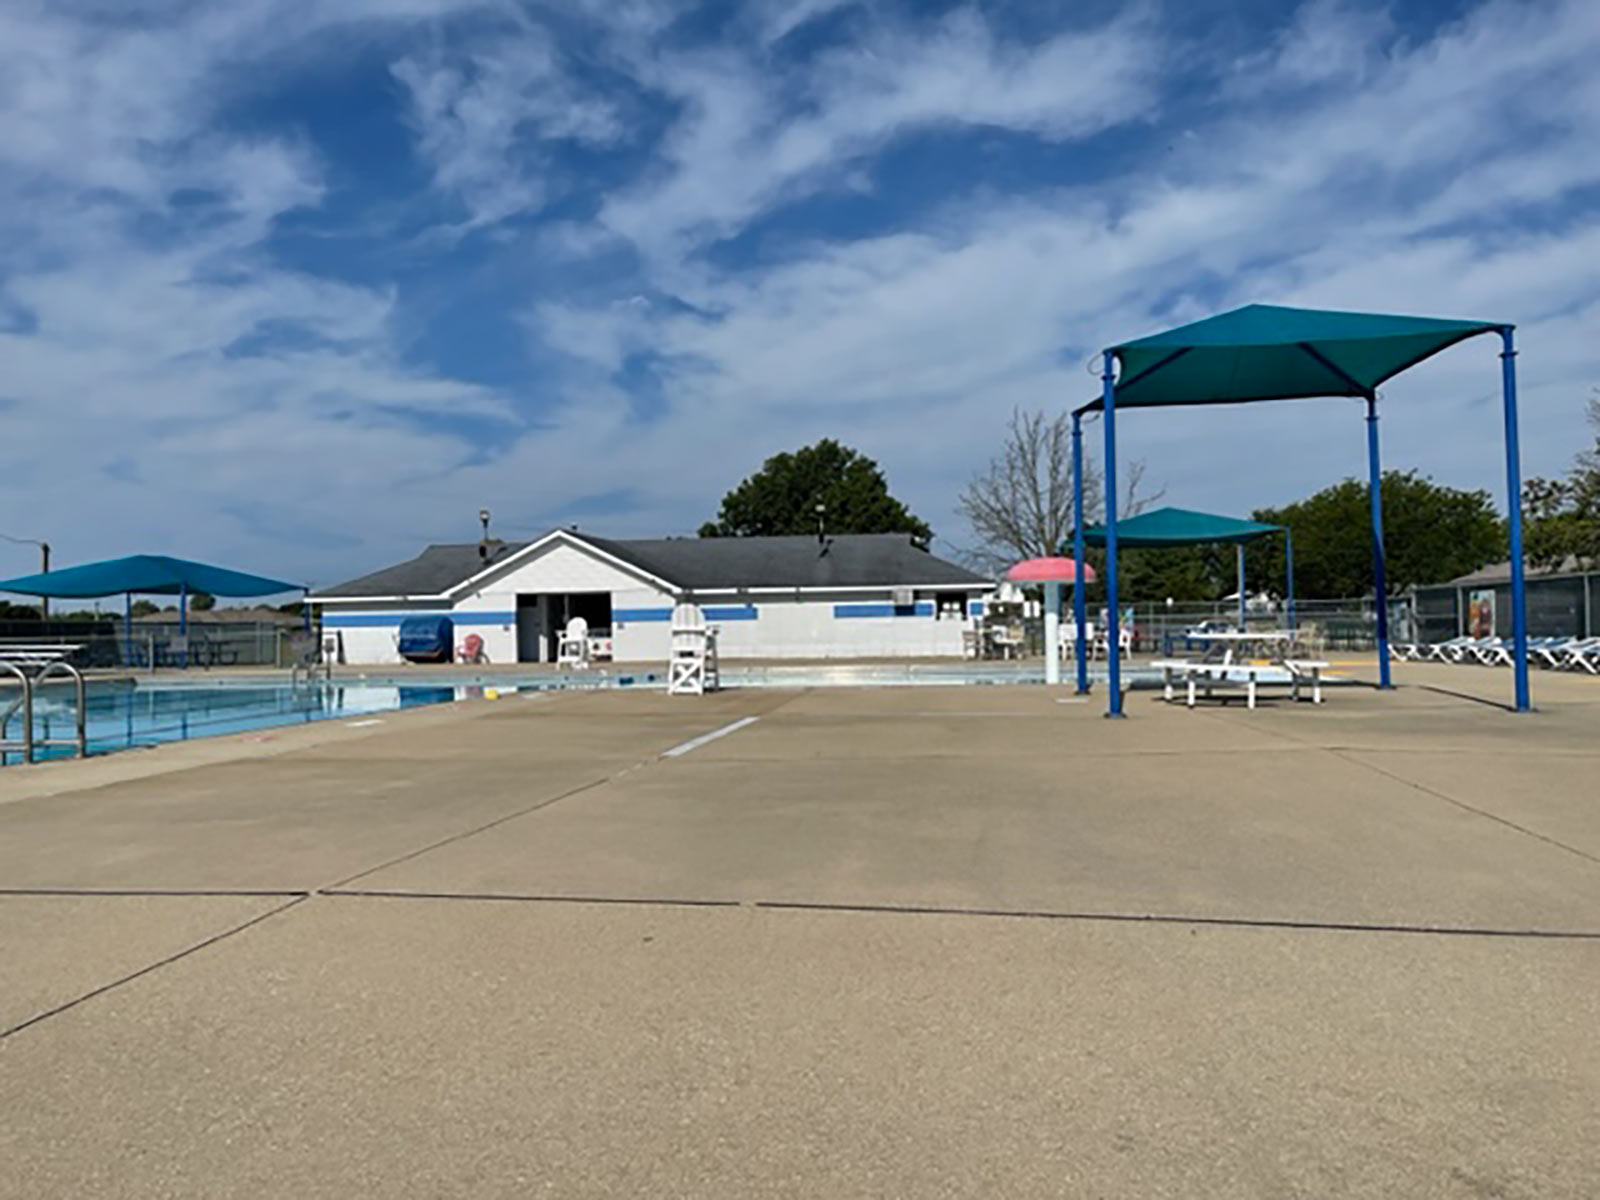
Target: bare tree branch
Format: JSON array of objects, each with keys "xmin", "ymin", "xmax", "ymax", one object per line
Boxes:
[{"xmin": 956, "ymin": 408, "xmax": 1164, "ymax": 573}]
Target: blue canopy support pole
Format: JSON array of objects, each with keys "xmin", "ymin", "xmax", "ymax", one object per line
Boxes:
[
  {"xmin": 124, "ymin": 592, "xmax": 132, "ymax": 664},
  {"xmin": 179, "ymin": 581, "xmax": 188, "ymax": 670},
  {"xmin": 1365, "ymin": 395, "xmax": 1392, "ymax": 689},
  {"xmin": 1236, "ymin": 544, "xmax": 1247, "ymax": 631},
  {"xmin": 1101, "ymin": 351, "xmax": 1124, "ymax": 717},
  {"xmin": 1285, "ymin": 529, "xmax": 1296, "ymax": 634},
  {"xmin": 1500, "ymin": 327, "xmax": 1531, "ymax": 712},
  {"xmin": 1072, "ymin": 412, "xmax": 1090, "ymax": 694}
]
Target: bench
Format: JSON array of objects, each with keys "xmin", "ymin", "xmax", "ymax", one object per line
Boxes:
[{"xmin": 1150, "ymin": 659, "xmax": 1330, "ymax": 709}]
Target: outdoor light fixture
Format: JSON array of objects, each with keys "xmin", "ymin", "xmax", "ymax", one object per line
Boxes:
[{"xmin": 478, "ymin": 508, "xmax": 491, "ymax": 559}]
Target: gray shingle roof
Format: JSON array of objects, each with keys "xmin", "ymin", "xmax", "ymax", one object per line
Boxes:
[
  {"xmin": 314, "ymin": 532, "xmax": 985, "ymax": 599},
  {"xmin": 1441, "ymin": 556, "xmax": 1588, "ymax": 587},
  {"xmin": 592, "ymin": 534, "xmax": 986, "ymax": 590},
  {"xmin": 313, "ymin": 541, "xmax": 529, "ymax": 598}
]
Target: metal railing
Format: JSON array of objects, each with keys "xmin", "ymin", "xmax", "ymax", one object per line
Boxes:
[
  {"xmin": 0, "ymin": 623, "xmax": 312, "ymax": 670},
  {"xmin": 0, "ymin": 648, "xmax": 88, "ymax": 765}
]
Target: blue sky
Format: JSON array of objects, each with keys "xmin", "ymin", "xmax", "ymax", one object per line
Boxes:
[{"xmin": 3, "ymin": 0, "xmax": 1599, "ymax": 589}]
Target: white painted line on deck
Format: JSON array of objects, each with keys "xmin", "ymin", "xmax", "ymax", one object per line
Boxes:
[
  {"xmin": 346, "ymin": 719, "xmax": 386, "ymax": 728},
  {"xmin": 662, "ymin": 716, "xmax": 760, "ymax": 758}
]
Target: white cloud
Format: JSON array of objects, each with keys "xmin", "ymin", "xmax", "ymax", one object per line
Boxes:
[
  {"xmin": 4, "ymin": 0, "xmax": 1600, "ymax": 587},
  {"xmin": 392, "ymin": 30, "xmax": 626, "ymax": 230},
  {"xmin": 597, "ymin": 6, "xmax": 1160, "ymax": 265},
  {"xmin": 524, "ymin": 0, "xmax": 1600, "ymax": 550}
]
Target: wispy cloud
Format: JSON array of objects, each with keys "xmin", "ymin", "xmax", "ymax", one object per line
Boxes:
[{"xmin": 2, "ymin": 0, "xmax": 1598, "ymax": 586}]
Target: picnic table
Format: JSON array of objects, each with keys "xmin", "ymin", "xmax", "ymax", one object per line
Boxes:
[{"xmin": 1152, "ymin": 630, "xmax": 1328, "ymax": 709}]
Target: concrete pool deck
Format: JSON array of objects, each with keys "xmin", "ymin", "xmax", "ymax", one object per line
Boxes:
[{"xmin": 1, "ymin": 661, "xmax": 1597, "ymax": 1196}]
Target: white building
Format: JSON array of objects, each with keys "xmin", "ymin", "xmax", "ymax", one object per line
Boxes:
[{"xmin": 311, "ymin": 530, "xmax": 990, "ymax": 665}]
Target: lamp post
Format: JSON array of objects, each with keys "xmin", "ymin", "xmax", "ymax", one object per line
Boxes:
[
  {"xmin": 1, "ymin": 535, "xmax": 50, "ymax": 621},
  {"xmin": 815, "ymin": 502, "xmax": 826, "ymax": 545}
]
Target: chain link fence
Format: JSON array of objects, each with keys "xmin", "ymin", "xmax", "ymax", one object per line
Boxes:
[
  {"xmin": 0, "ymin": 621, "xmax": 313, "ymax": 670},
  {"xmin": 991, "ymin": 596, "xmax": 1414, "ymax": 657}
]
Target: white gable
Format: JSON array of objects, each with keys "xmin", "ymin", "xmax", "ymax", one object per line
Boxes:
[{"xmin": 455, "ymin": 537, "xmax": 664, "ymax": 599}]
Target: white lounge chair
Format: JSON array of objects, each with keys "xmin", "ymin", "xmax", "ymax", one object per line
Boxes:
[
  {"xmin": 556, "ymin": 616, "xmax": 590, "ymax": 668},
  {"xmin": 1468, "ymin": 637, "xmax": 1513, "ymax": 666},
  {"xmin": 1422, "ymin": 636, "xmax": 1474, "ymax": 661},
  {"xmin": 1529, "ymin": 637, "xmax": 1576, "ymax": 668},
  {"xmin": 1560, "ymin": 638, "xmax": 1600, "ymax": 673}
]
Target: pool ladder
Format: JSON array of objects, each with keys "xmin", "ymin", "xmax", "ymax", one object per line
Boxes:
[
  {"xmin": 0, "ymin": 660, "xmax": 88, "ymax": 765},
  {"xmin": 290, "ymin": 659, "xmax": 332, "ymax": 688}
]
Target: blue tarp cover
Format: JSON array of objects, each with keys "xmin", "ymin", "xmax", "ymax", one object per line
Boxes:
[
  {"xmin": 397, "ymin": 615, "xmax": 453, "ymax": 661},
  {"xmin": 1078, "ymin": 506, "xmax": 1283, "ymax": 547},
  {"xmin": 0, "ymin": 555, "xmax": 299, "ymax": 598}
]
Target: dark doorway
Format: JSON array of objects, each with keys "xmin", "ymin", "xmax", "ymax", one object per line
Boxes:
[{"xmin": 540, "ymin": 593, "xmax": 613, "ymax": 662}]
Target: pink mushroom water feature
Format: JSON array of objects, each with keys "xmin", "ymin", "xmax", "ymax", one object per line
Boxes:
[{"xmin": 1005, "ymin": 557, "xmax": 1097, "ymax": 686}]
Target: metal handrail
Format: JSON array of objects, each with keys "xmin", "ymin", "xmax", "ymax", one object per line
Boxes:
[
  {"xmin": 0, "ymin": 660, "xmax": 35, "ymax": 765},
  {"xmin": 33, "ymin": 660, "xmax": 88, "ymax": 759},
  {"xmin": 0, "ymin": 656, "xmax": 88, "ymax": 765}
]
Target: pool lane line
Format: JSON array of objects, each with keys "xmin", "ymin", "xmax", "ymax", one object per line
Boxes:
[{"xmin": 661, "ymin": 716, "xmax": 760, "ymax": 758}]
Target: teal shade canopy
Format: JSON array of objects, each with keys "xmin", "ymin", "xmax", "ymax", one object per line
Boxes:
[
  {"xmin": 1085, "ymin": 304, "xmax": 1506, "ymax": 409},
  {"xmin": 0, "ymin": 555, "xmax": 299, "ymax": 598},
  {"xmin": 1077, "ymin": 506, "xmax": 1282, "ymax": 548}
]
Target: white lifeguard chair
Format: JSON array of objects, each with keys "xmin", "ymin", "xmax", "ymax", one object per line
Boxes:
[
  {"xmin": 556, "ymin": 616, "xmax": 590, "ymax": 668},
  {"xmin": 667, "ymin": 602, "xmax": 719, "ymax": 696}
]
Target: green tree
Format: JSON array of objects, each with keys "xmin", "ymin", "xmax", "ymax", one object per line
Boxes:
[
  {"xmin": 190, "ymin": 591, "xmax": 217, "ymax": 611},
  {"xmin": 1114, "ymin": 544, "xmax": 1233, "ymax": 605},
  {"xmin": 0, "ymin": 601, "xmax": 41, "ymax": 621},
  {"xmin": 1249, "ymin": 471, "xmax": 1506, "ymax": 598},
  {"xmin": 1522, "ymin": 390, "xmax": 1600, "ymax": 570},
  {"xmin": 700, "ymin": 439, "xmax": 932, "ymax": 547},
  {"xmin": 129, "ymin": 600, "xmax": 160, "ymax": 617}
]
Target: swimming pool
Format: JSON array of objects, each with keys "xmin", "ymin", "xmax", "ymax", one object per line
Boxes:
[{"xmin": 4, "ymin": 681, "xmax": 465, "ymax": 764}]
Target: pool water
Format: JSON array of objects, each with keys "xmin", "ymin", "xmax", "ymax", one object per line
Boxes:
[{"xmin": 6, "ymin": 682, "xmax": 465, "ymax": 763}]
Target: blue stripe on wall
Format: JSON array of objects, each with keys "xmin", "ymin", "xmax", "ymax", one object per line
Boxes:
[
  {"xmin": 613, "ymin": 607, "xmax": 673, "ymax": 622},
  {"xmin": 703, "ymin": 605, "xmax": 758, "ymax": 621},
  {"xmin": 833, "ymin": 602, "xmax": 934, "ymax": 619},
  {"xmin": 322, "ymin": 610, "xmax": 515, "ymax": 628}
]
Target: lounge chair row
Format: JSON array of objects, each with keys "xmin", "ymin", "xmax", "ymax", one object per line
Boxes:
[{"xmin": 1394, "ymin": 636, "xmax": 1600, "ymax": 672}]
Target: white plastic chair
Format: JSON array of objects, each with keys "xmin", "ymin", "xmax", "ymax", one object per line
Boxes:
[
  {"xmin": 667, "ymin": 603, "xmax": 718, "ymax": 695},
  {"xmin": 556, "ymin": 616, "xmax": 590, "ymax": 668}
]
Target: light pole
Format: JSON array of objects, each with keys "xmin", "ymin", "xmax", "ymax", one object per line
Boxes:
[
  {"xmin": 1, "ymin": 534, "xmax": 50, "ymax": 621},
  {"xmin": 815, "ymin": 502, "xmax": 826, "ymax": 545},
  {"xmin": 478, "ymin": 508, "xmax": 491, "ymax": 560}
]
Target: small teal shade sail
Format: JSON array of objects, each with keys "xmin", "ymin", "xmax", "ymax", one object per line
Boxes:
[
  {"xmin": 0, "ymin": 555, "xmax": 300, "ymax": 598},
  {"xmin": 1076, "ymin": 506, "xmax": 1283, "ymax": 547}
]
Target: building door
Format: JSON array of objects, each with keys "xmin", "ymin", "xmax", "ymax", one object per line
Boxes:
[{"xmin": 516, "ymin": 595, "xmax": 543, "ymax": 663}]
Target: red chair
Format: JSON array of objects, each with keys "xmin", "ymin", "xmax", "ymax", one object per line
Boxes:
[{"xmin": 457, "ymin": 633, "xmax": 486, "ymax": 664}]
